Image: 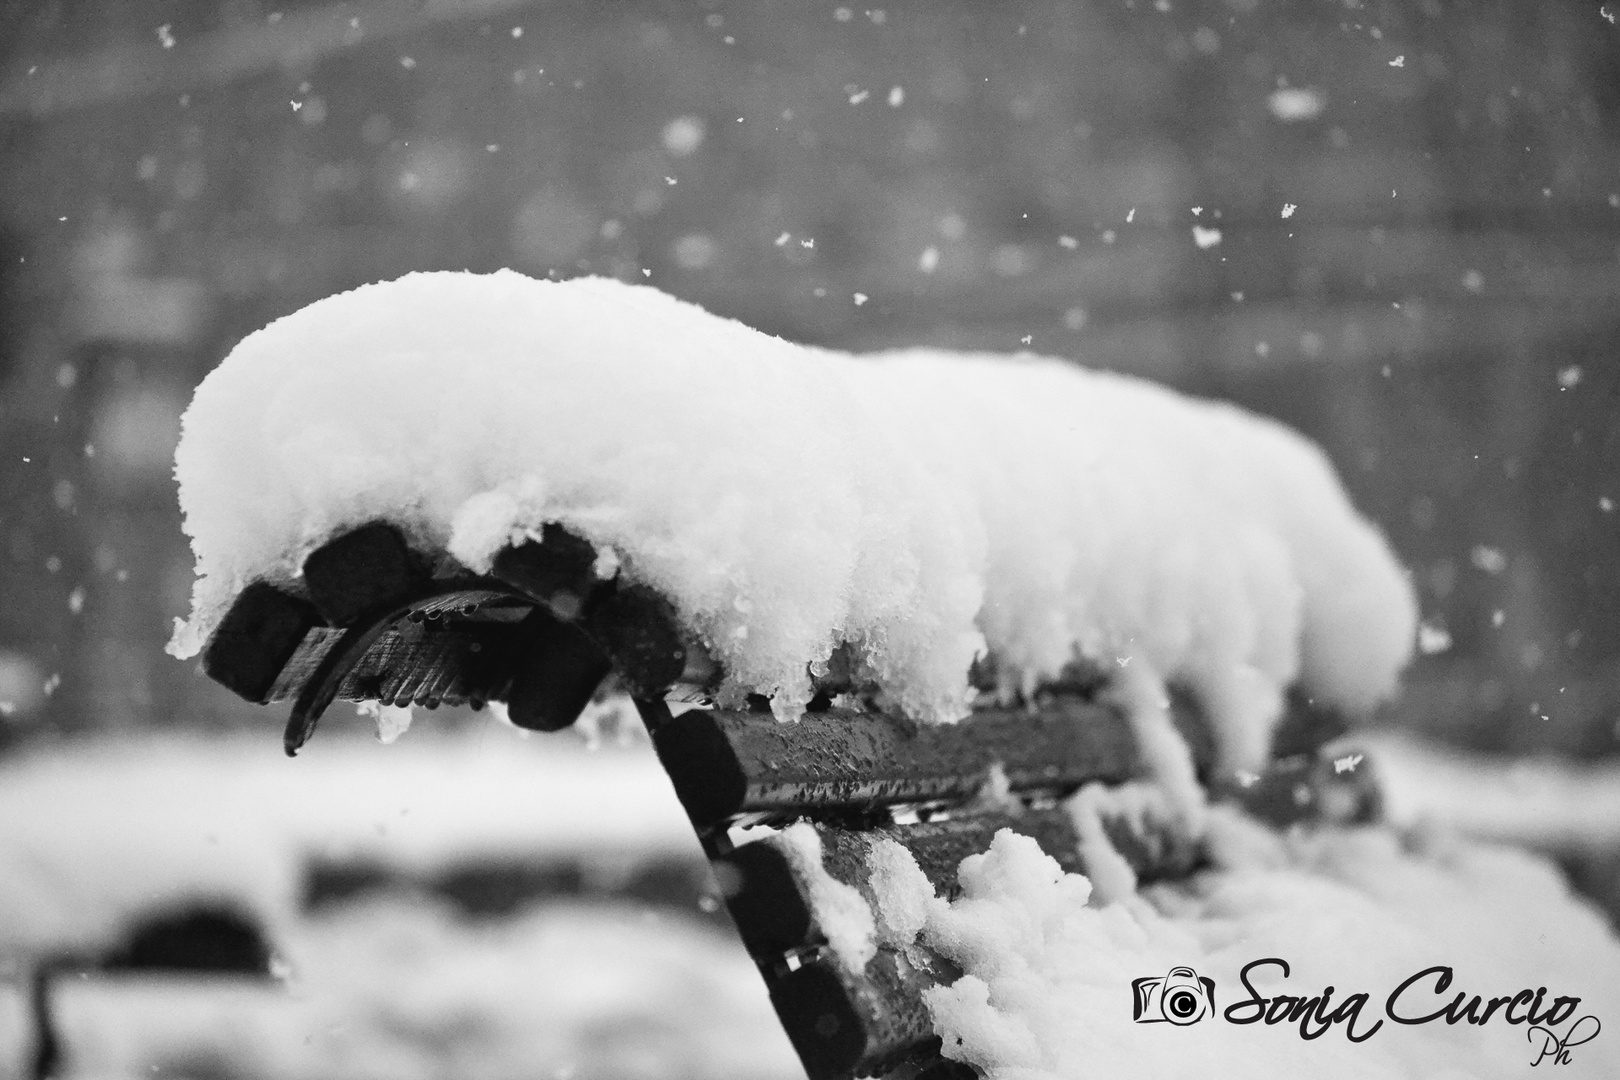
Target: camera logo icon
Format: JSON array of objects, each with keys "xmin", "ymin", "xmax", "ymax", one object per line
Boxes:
[{"xmin": 1132, "ymin": 966, "xmax": 1216, "ymax": 1025}]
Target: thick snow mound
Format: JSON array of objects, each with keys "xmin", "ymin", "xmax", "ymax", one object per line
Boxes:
[
  {"xmin": 899, "ymin": 823, "xmax": 1620, "ymax": 1080},
  {"xmin": 171, "ymin": 271, "xmax": 1413, "ymax": 768}
]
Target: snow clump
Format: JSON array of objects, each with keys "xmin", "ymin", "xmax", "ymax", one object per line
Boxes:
[{"xmin": 170, "ymin": 271, "xmax": 1415, "ymax": 774}]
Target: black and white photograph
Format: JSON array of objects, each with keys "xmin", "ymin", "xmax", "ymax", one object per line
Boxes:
[{"xmin": 2, "ymin": 2, "xmax": 1619, "ymax": 1078}]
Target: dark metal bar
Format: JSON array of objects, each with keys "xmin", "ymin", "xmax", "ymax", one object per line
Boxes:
[
  {"xmin": 300, "ymin": 521, "xmax": 430, "ymax": 627},
  {"xmin": 504, "ymin": 610, "xmax": 613, "ymax": 731},
  {"xmin": 766, "ymin": 949, "xmax": 941, "ymax": 1080},
  {"xmin": 651, "ymin": 702, "xmax": 1144, "ymax": 827},
  {"xmin": 285, "ymin": 617, "xmax": 395, "ymax": 755},
  {"xmin": 265, "ymin": 626, "xmax": 345, "ymax": 703},
  {"xmin": 490, "ymin": 524, "xmax": 602, "ymax": 612},
  {"xmin": 200, "ymin": 581, "xmax": 322, "ymax": 704},
  {"xmin": 582, "ymin": 581, "xmax": 688, "ymax": 697},
  {"xmin": 713, "ymin": 839, "xmax": 817, "ymax": 958}
]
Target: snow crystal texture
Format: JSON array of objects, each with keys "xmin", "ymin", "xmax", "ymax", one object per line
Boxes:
[{"xmin": 172, "ymin": 271, "xmax": 1414, "ymax": 768}]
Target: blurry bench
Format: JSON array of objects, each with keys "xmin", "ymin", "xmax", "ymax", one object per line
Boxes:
[
  {"xmin": 301, "ymin": 848, "xmax": 718, "ymax": 921},
  {"xmin": 24, "ymin": 904, "xmax": 275, "ymax": 1080}
]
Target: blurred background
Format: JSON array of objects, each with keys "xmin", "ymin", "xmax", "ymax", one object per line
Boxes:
[{"xmin": 1, "ymin": 0, "xmax": 1618, "ymax": 1077}]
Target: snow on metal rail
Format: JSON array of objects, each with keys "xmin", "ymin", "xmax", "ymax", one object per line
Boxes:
[{"xmin": 199, "ymin": 521, "xmax": 1381, "ymax": 1080}]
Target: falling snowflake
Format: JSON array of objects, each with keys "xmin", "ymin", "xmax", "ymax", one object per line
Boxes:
[
  {"xmin": 888, "ymin": 86, "xmax": 905, "ymax": 107},
  {"xmin": 157, "ymin": 24, "xmax": 176, "ymax": 48},
  {"xmin": 1417, "ymin": 622, "xmax": 1452, "ymax": 655},
  {"xmin": 1389, "ymin": 55, "xmax": 1405, "ymax": 67},
  {"xmin": 1333, "ymin": 753, "xmax": 1364, "ymax": 774},
  {"xmin": 673, "ymin": 234, "xmax": 717, "ymax": 270},
  {"xmin": 918, "ymin": 246, "xmax": 939, "ymax": 272},
  {"xmin": 662, "ymin": 116, "xmax": 706, "ymax": 156},
  {"xmin": 853, "ymin": 292, "xmax": 868, "ymax": 306},
  {"xmin": 1281, "ymin": 203, "xmax": 1297, "ymax": 218},
  {"xmin": 1267, "ymin": 87, "xmax": 1325, "ymax": 121},
  {"xmin": 774, "ymin": 232, "xmax": 792, "ymax": 247},
  {"xmin": 1192, "ymin": 225, "xmax": 1223, "ymax": 249}
]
